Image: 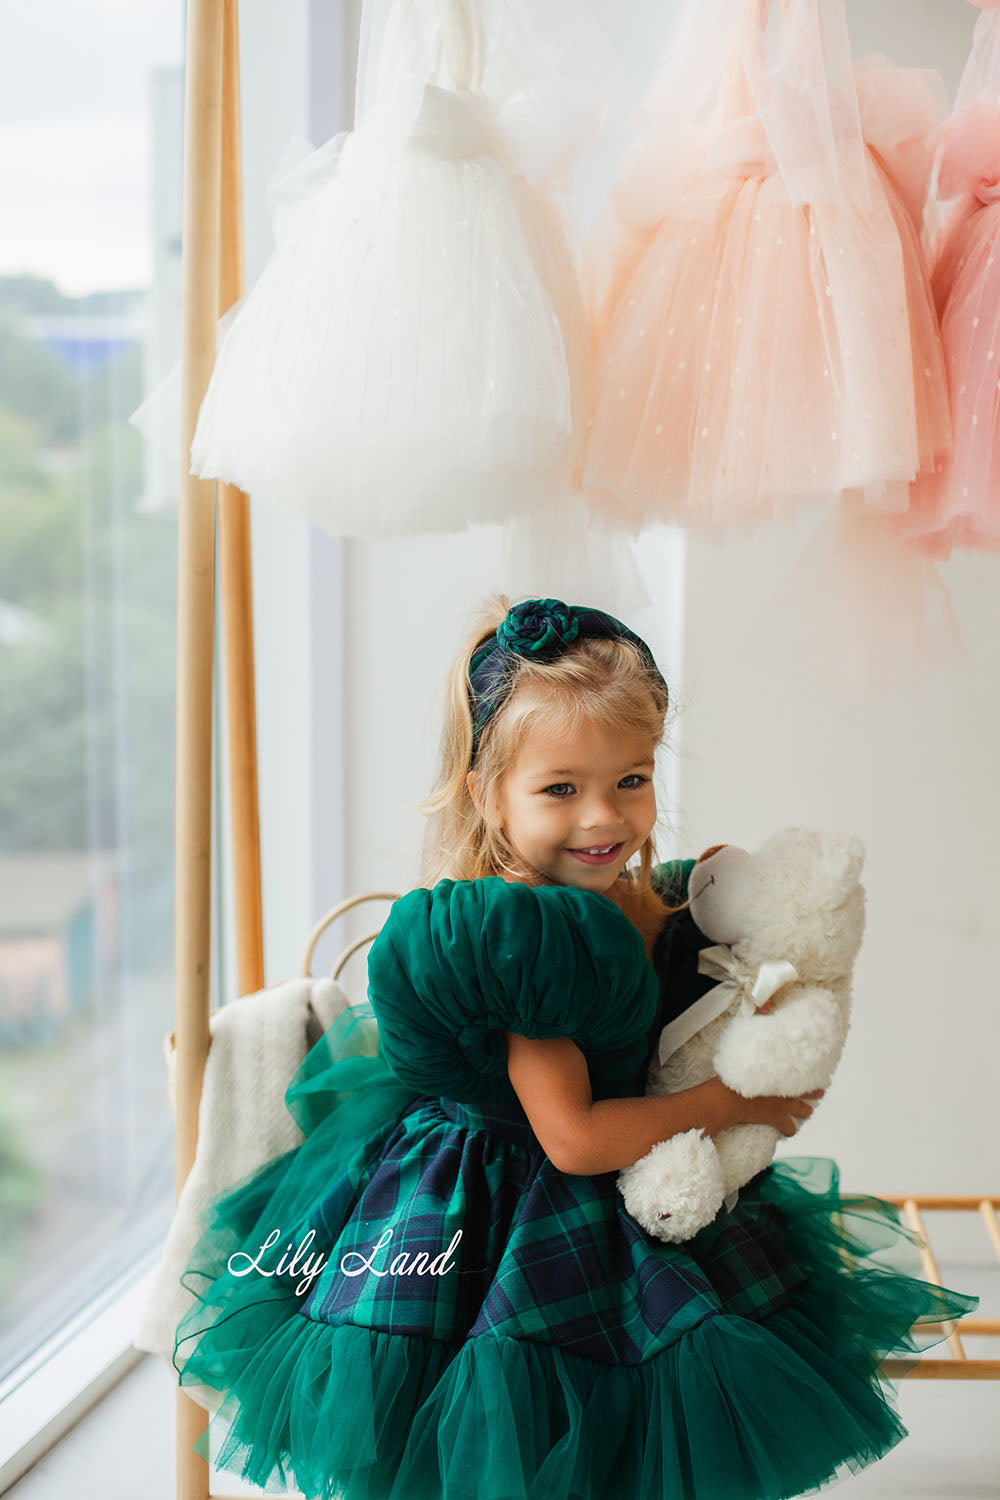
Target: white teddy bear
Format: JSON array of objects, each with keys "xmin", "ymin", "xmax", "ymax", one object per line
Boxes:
[{"xmin": 618, "ymin": 827, "xmax": 866, "ymax": 1243}]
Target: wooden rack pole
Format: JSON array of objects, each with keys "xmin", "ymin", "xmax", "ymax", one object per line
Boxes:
[
  {"xmin": 174, "ymin": 0, "xmax": 223, "ymax": 1495},
  {"xmin": 217, "ymin": 0, "xmax": 264, "ymax": 997}
]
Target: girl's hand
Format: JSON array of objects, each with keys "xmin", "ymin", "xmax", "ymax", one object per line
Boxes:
[
  {"xmin": 745, "ymin": 1086, "xmax": 825, "ymax": 1136},
  {"xmin": 707, "ymin": 1078, "xmax": 826, "ymax": 1137}
]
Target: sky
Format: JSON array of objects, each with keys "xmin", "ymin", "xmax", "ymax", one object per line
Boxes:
[{"xmin": 1, "ymin": 1, "xmax": 182, "ymax": 296}]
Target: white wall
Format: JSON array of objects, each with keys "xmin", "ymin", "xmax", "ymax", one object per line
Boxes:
[{"xmin": 328, "ymin": 2, "xmax": 996, "ymax": 1208}]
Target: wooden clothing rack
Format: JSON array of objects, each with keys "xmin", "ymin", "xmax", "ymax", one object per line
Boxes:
[
  {"xmin": 171, "ymin": 2, "xmax": 997, "ymax": 1496},
  {"xmin": 866, "ymin": 1196, "xmax": 999, "ymax": 1381}
]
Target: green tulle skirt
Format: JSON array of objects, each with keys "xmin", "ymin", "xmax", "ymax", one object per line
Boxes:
[{"xmin": 171, "ymin": 1001, "xmax": 979, "ymax": 1500}]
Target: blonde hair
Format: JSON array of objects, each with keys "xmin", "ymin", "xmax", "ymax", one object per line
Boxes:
[{"xmin": 417, "ymin": 592, "xmax": 689, "ymax": 922}]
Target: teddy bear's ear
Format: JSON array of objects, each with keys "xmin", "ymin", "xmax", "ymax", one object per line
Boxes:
[
  {"xmin": 832, "ymin": 835, "xmax": 866, "ymax": 896},
  {"xmin": 696, "ymin": 844, "xmax": 728, "ymax": 863}
]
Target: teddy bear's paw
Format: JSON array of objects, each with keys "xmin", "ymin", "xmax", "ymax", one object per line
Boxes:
[
  {"xmin": 617, "ymin": 1130, "xmax": 726, "ymax": 1244},
  {"xmin": 714, "ymin": 986, "xmax": 843, "ymax": 1096}
]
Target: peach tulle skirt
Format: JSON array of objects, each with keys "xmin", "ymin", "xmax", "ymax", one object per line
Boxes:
[
  {"xmin": 578, "ymin": 68, "xmax": 951, "ymax": 538},
  {"xmin": 902, "ymin": 95, "xmax": 1000, "ymax": 560}
]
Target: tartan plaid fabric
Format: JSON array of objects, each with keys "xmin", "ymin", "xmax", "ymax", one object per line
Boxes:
[{"xmin": 301, "ymin": 861, "xmax": 807, "ymax": 1365}]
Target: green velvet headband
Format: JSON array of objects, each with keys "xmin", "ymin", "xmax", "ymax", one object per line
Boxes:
[{"xmin": 467, "ymin": 597, "xmax": 668, "ymax": 758}]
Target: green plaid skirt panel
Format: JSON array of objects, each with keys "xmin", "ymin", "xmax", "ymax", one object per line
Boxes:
[{"xmin": 301, "ymin": 1088, "xmax": 807, "ymax": 1365}]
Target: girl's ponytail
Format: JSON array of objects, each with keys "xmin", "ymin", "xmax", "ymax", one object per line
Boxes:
[{"xmin": 417, "ymin": 593, "xmax": 513, "ymax": 885}]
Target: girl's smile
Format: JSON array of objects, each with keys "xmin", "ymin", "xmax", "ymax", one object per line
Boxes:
[{"xmin": 567, "ymin": 841, "xmax": 626, "ymax": 866}]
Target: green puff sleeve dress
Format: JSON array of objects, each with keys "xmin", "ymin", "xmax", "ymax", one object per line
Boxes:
[{"xmin": 170, "ymin": 865, "xmax": 979, "ymax": 1500}]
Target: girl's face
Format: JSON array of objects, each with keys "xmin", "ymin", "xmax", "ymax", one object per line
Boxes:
[{"xmin": 476, "ymin": 710, "xmax": 658, "ymax": 892}]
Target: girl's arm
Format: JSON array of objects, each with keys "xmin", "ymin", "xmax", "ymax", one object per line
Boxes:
[{"xmin": 503, "ymin": 1031, "xmax": 822, "ymax": 1175}]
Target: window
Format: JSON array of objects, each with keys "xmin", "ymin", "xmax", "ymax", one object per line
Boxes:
[{"xmin": 0, "ymin": 3, "xmax": 186, "ymax": 1388}]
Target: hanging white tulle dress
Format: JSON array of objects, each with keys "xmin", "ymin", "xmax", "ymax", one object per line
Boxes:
[{"xmin": 185, "ymin": 0, "xmax": 617, "ymax": 539}]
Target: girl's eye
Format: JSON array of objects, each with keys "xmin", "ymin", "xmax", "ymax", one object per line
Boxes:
[{"xmin": 541, "ymin": 775, "xmax": 649, "ymax": 798}]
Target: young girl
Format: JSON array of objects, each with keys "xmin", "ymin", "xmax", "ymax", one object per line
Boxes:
[{"xmin": 171, "ymin": 594, "xmax": 978, "ymax": 1500}]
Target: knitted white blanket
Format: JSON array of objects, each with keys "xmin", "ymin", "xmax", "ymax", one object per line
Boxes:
[{"xmin": 134, "ymin": 974, "xmax": 351, "ymax": 1411}]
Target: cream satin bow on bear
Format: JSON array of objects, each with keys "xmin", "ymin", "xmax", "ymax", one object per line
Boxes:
[{"xmin": 618, "ymin": 827, "xmax": 866, "ymax": 1244}]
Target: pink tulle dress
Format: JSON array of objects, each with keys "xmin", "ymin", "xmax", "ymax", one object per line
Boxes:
[
  {"xmin": 577, "ymin": 0, "xmax": 952, "ymax": 539},
  {"xmin": 902, "ymin": 5, "xmax": 1000, "ymax": 559}
]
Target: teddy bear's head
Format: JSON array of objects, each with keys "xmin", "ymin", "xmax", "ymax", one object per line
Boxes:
[{"xmin": 689, "ymin": 827, "xmax": 866, "ymax": 982}]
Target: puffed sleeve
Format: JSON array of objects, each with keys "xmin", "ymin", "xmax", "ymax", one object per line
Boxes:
[{"xmin": 366, "ymin": 876, "xmax": 660, "ymax": 1105}]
